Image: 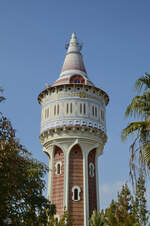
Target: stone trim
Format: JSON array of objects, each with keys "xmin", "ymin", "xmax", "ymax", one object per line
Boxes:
[{"xmin": 72, "ymin": 186, "xmax": 81, "ymax": 201}]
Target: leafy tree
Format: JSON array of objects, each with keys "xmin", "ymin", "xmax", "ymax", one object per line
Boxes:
[
  {"xmin": 47, "ymin": 207, "xmax": 76, "ymax": 226},
  {"xmin": 90, "ymin": 184, "xmax": 141, "ymax": 226},
  {"xmin": 0, "ymin": 113, "xmax": 55, "ymax": 225},
  {"xmin": 89, "ymin": 210, "xmax": 105, "ymax": 226},
  {"xmin": 104, "ymin": 200, "xmax": 118, "ymax": 225},
  {"xmin": 114, "ymin": 184, "xmax": 139, "ymax": 226},
  {"xmin": 133, "ymin": 171, "xmax": 149, "ymax": 226},
  {"xmin": 122, "ymin": 73, "xmax": 150, "ymax": 183}
]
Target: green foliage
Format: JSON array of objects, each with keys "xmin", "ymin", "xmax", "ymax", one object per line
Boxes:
[
  {"xmin": 114, "ymin": 184, "xmax": 139, "ymax": 226},
  {"xmin": 0, "ymin": 114, "xmax": 55, "ymax": 225},
  {"xmin": 104, "ymin": 200, "xmax": 118, "ymax": 225},
  {"xmin": 133, "ymin": 171, "xmax": 149, "ymax": 226},
  {"xmin": 90, "ymin": 182, "xmax": 150, "ymax": 226},
  {"xmin": 47, "ymin": 207, "xmax": 76, "ymax": 226},
  {"xmin": 89, "ymin": 210, "xmax": 105, "ymax": 226},
  {"xmin": 121, "ymin": 72, "xmax": 150, "ymax": 183}
]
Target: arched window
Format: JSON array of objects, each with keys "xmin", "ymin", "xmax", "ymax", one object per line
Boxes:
[
  {"xmin": 55, "ymin": 161, "xmax": 62, "ymax": 175},
  {"xmin": 89, "ymin": 162, "xmax": 95, "ymax": 177},
  {"xmin": 72, "ymin": 186, "xmax": 81, "ymax": 201},
  {"xmin": 74, "ymin": 189, "xmax": 78, "ymax": 200},
  {"xmin": 54, "ymin": 215, "xmax": 60, "ymax": 223},
  {"xmin": 74, "ymin": 79, "xmax": 80, "ymax": 83}
]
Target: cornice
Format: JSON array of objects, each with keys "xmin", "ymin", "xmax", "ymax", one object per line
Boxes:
[
  {"xmin": 39, "ymin": 126, "xmax": 107, "ymax": 146},
  {"xmin": 38, "ymin": 84, "xmax": 109, "ymax": 106}
]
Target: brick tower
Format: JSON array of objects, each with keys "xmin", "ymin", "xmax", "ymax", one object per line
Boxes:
[{"xmin": 38, "ymin": 33, "xmax": 109, "ymax": 226}]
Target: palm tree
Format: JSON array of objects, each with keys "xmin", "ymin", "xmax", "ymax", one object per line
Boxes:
[{"xmin": 121, "ymin": 73, "xmax": 150, "ymax": 183}]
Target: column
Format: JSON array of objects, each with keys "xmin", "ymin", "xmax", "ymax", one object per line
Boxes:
[
  {"xmin": 83, "ymin": 150, "xmax": 89, "ymax": 226},
  {"xmin": 47, "ymin": 147, "xmax": 54, "ymax": 201},
  {"xmin": 63, "ymin": 149, "xmax": 69, "ymax": 210},
  {"xmin": 95, "ymin": 151, "xmax": 100, "ymax": 210}
]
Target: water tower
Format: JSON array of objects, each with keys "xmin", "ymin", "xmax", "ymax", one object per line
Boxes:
[{"xmin": 38, "ymin": 33, "xmax": 109, "ymax": 226}]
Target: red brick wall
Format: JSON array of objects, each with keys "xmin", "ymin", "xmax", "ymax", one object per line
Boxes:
[
  {"xmin": 88, "ymin": 149, "xmax": 97, "ymax": 217},
  {"xmin": 52, "ymin": 146, "xmax": 64, "ymax": 217},
  {"xmin": 69, "ymin": 145, "xmax": 84, "ymax": 226}
]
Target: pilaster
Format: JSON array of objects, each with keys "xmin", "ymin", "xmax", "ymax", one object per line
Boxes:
[
  {"xmin": 45, "ymin": 146, "xmax": 54, "ymax": 201},
  {"xmin": 83, "ymin": 149, "xmax": 89, "ymax": 226},
  {"xmin": 63, "ymin": 149, "xmax": 69, "ymax": 210},
  {"xmin": 95, "ymin": 151, "xmax": 100, "ymax": 210}
]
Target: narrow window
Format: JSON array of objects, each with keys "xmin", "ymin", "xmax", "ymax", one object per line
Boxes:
[
  {"xmin": 57, "ymin": 104, "xmax": 59, "ymax": 115},
  {"xmin": 66, "ymin": 103, "xmax": 69, "ymax": 114},
  {"xmin": 54, "ymin": 105, "xmax": 56, "ymax": 115},
  {"xmin": 70, "ymin": 103, "xmax": 72, "ymax": 114},
  {"xmin": 74, "ymin": 79, "xmax": 80, "ymax": 83},
  {"xmin": 95, "ymin": 107, "xmax": 97, "ymax": 117},
  {"xmin": 54, "ymin": 215, "xmax": 60, "ymax": 223},
  {"xmin": 41, "ymin": 110, "xmax": 43, "ymax": 121},
  {"xmin": 89, "ymin": 163, "xmax": 95, "ymax": 177},
  {"xmin": 101, "ymin": 110, "xmax": 104, "ymax": 121},
  {"xmin": 80, "ymin": 103, "xmax": 82, "ymax": 114},
  {"xmin": 57, "ymin": 163, "xmax": 60, "ymax": 175},
  {"xmin": 74, "ymin": 189, "xmax": 78, "ymax": 201},
  {"xmin": 47, "ymin": 108, "xmax": 49, "ymax": 118},
  {"xmin": 45, "ymin": 108, "xmax": 49, "ymax": 119},
  {"xmin": 84, "ymin": 103, "xmax": 86, "ymax": 114},
  {"xmin": 55, "ymin": 161, "xmax": 62, "ymax": 175},
  {"xmin": 72, "ymin": 186, "xmax": 81, "ymax": 201},
  {"xmin": 45, "ymin": 109, "xmax": 47, "ymax": 119},
  {"xmin": 92, "ymin": 106, "xmax": 94, "ymax": 116}
]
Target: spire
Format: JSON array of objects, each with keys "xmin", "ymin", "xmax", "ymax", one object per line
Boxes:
[
  {"xmin": 60, "ymin": 32, "xmax": 87, "ymax": 77},
  {"xmin": 66, "ymin": 32, "xmax": 82, "ymax": 54}
]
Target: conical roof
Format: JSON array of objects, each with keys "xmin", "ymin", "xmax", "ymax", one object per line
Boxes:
[
  {"xmin": 61, "ymin": 32, "xmax": 87, "ymax": 75},
  {"xmin": 52, "ymin": 33, "xmax": 94, "ymax": 87}
]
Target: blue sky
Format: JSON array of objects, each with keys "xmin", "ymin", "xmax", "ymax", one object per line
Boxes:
[{"xmin": 1, "ymin": 0, "xmax": 150, "ymax": 209}]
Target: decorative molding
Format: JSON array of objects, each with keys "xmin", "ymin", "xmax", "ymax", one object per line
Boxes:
[
  {"xmin": 72, "ymin": 186, "xmax": 81, "ymax": 201},
  {"xmin": 89, "ymin": 162, "xmax": 95, "ymax": 177}
]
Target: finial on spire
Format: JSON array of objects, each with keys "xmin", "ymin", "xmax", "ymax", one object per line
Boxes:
[
  {"xmin": 65, "ymin": 32, "xmax": 82, "ymax": 51},
  {"xmin": 71, "ymin": 32, "xmax": 77, "ymax": 39}
]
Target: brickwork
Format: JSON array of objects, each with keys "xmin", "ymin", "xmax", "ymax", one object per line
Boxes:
[
  {"xmin": 69, "ymin": 145, "xmax": 84, "ymax": 226},
  {"xmin": 52, "ymin": 146, "xmax": 64, "ymax": 217},
  {"xmin": 88, "ymin": 149, "xmax": 97, "ymax": 217}
]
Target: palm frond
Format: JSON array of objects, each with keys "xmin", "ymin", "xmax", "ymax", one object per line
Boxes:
[
  {"xmin": 143, "ymin": 144, "xmax": 150, "ymax": 164},
  {"xmin": 125, "ymin": 96, "xmax": 149, "ymax": 118},
  {"xmin": 135, "ymin": 73, "xmax": 150, "ymax": 92},
  {"xmin": 121, "ymin": 121, "xmax": 147, "ymax": 141},
  {"xmin": 0, "ymin": 88, "xmax": 5, "ymax": 103}
]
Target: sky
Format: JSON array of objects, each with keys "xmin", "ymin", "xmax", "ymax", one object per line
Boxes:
[{"xmin": 0, "ymin": 0, "xmax": 150, "ymax": 210}]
